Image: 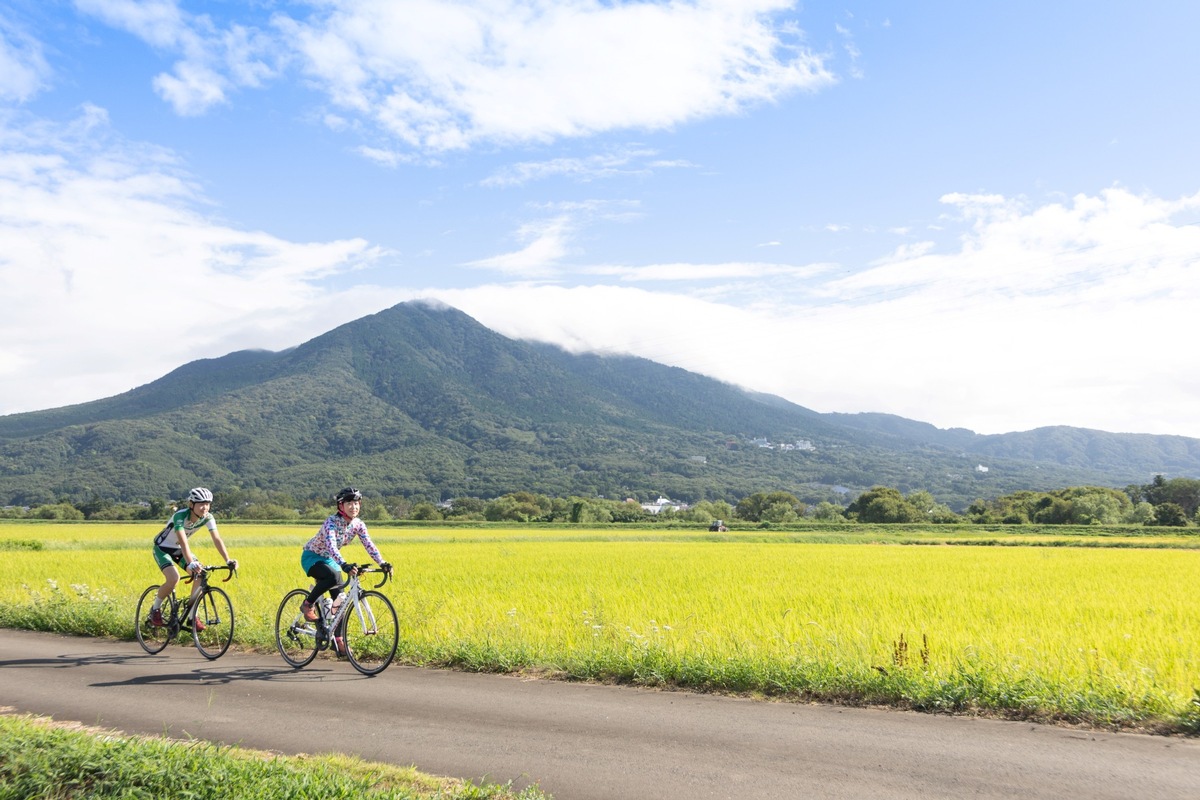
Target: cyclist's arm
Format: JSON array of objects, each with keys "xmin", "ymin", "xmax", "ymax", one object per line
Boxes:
[
  {"xmin": 208, "ymin": 529, "xmax": 233, "ymax": 565},
  {"xmin": 177, "ymin": 534, "xmax": 199, "ymax": 571},
  {"xmin": 356, "ymin": 523, "xmax": 384, "ymax": 565}
]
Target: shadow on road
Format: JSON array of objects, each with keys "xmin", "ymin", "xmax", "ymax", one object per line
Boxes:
[
  {"xmin": 91, "ymin": 665, "xmax": 367, "ymax": 687},
  {"xmin": 0, "ymin": 652, "xmax": 148, "ymax": 669},
  {"xmin": 0, "ymin": 650, "xmax": 370, "ymax": 687}
]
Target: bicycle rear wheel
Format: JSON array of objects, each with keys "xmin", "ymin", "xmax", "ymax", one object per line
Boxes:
[
  {"xmin": 192, "ymin": 586, "xmax": 234, "ymax": 659},
  {"xmin": 341, "ymin": 590, "xmax": 398, "ymax": 676},
  {"xmin": 275, "ymin": 589, "xmax": 319, "ymax": 668},
  {"xmin": 135, "ymin": 585, "xmax": 170, "ymax": 654}
]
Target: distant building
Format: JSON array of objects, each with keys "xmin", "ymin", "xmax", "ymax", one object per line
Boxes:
[
  {"xmin": 976, "ymin": 464, "xmax": 989, "ymax": 473},
  {"xmin": 641, "ymin": 495, "xmax": 687, "ymax": 514}
]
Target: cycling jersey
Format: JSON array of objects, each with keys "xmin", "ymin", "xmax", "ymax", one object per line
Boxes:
[
  {"xmin": 154, "ymin": 508, "xmax": 218, "ymax": 554},
  {"xmin": 302, "ymin": 512, "xmax": 383, "ymax": 569}
]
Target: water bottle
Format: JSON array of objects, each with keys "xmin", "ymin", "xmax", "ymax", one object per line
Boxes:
[{"xmin": 319, "ymin": 597, "xmax": 332, "ymax": 619}]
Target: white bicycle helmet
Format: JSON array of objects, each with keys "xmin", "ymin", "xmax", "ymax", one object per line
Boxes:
[{"xmin": 188, "ymin": 487, "xmax": 214, "ymax": 504}]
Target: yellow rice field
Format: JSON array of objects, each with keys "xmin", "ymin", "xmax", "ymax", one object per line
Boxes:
[{"xmin": 1, "ymin": 522, "xmax": 1197, "ymax": 731}]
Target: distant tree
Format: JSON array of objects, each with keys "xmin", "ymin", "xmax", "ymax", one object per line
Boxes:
[
  {"xmin": 810, "ymin": 501, "xmax": 846, "ymax": 522},
  {"xmin": 547, "ymin": 497, "xmax": 575, "ymax": 522},
  {"xmin": 30, "ymin": 503, "xmax": 84, "ymax": 520},
  {"xmin": 846, "ymin": 487, "xmax": 921, "ymax": 523},
  {"xmin": 680, "ymin": 499, "xmax": 734, "ymax": 525},
  {"xmin": 904, "ymin": 490, "xmax": 961, "ymax": 523},
  {"xmin": 408, "ymin": 502, "xmax": 442, "ymax": 521},
  {"xmin": 735, "ymin": 491, "xmax": 803, "ymax": 522},
  {"xmin": 241, "ymin": 503, "xmax": 300, "ymax": 521},
  {"xmin": 485, "ymin": 492, "xmax": 551, "ymax": 522},
  {"xmin": 380, "ymin": 496, "xmax": 412, "ymax": 520},
  {"xmin": 1067, "ymin": 490, "xmax": 1126, "ymax": 525},
  {"xmin": 360, "ymin": 502, "xmax": 392, "ymax": 521},
  {"xmin": 445, "ymin": 497, "xmax": 486, "ymax": 520},
  {"xmin": 1032, "ymin": 496, "xmax": 1072, "ymax": 524},
  {"xmin": 1151, "ymin": 502, "xmax": 1189, "ymax": 527},
  {"xmin": 1122, "ymin": 501, "xmax": 1157, "ymax": 525},
  {"xmin": 145, "ymin": 498, "xmax": 171, "ymax": 519},
  {"xmin": 607, "ymin": 499, "xmax": 649, "ymax": 523},
  {"xmin": 77, "ymin": 494, "xmax": 112, "ymax": 519},
  {"xmin": 569, "ymin": 498, "xmax": 614, "ymax": 524},
  {"xmin": 1139, "ymin": 476, "xmax": 1200, "ymax": 518},
  {"xmin": 86, "ymin": 505, "xmax": 136, "ymax": 520}
]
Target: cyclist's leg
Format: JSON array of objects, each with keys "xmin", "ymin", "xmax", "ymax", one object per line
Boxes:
[
  {"xmin": 153, "ymin": 546, "xmax": 183, "ymax": 603},
  {"xmin": 303, "ymin": 560, "xmax": 339, "ymax": 605},
  {"xmin": 150, "ymin": 547, "xmax": 182, "ymax": 626},
  {"xmin": 186, "ymin": 580, "xmax": 206, "ymax": 629}
]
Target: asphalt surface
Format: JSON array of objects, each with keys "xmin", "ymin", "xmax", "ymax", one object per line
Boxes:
[{"xmin": 1, "ymin": 628, "xmax": 1198, "ymax": 799}]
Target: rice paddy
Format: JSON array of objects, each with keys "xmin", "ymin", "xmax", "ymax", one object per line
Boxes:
[{"xmin": 2, "ymin": 521, "xmax": 1197, "ymax": 733}]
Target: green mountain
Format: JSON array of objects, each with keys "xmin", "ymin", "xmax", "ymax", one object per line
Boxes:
[{"xmin": 1, "ymin": 301, "xmax": 1196, "ymax": 510}]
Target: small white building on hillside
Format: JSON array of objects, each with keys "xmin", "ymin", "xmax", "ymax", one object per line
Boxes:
[{"xmin": 640, "ymin": 495, "xmax": 687, "ymax": 514}]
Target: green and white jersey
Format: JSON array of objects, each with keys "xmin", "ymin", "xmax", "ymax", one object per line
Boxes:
[{"xmin": 153, "ymin": 508, "xmax": 218, "ymax": 552}]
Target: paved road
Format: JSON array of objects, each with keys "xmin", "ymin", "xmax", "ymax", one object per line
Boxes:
[{"xmin": 1, "ymin": 629, "xmax": 1198, "ymax": 799}]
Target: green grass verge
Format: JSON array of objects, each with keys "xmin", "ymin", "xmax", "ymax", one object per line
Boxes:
[{"xmin": 0, "ymin": 711, "xmax": 549, "ymax": 800}]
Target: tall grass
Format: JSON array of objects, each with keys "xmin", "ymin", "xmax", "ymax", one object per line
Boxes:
[{"xmin": 2, "ymin": 523, "xmax": 1198, "ymax": 733}]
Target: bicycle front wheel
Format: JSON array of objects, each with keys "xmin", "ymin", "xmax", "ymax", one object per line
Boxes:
[
  {"xmin": 275, "ymin": 589, "xmax": 319, "ymax": 668},
  {"xmin": 341, "ymin": 590, "xmax": 398, "ymax": 676},
  {"xmin": 192, "ymin": 586, "xmax": 234, "ymax": 659},
  {"xmin": 135, "ymin": 585, "xmax": 171, "ymax": 654}
]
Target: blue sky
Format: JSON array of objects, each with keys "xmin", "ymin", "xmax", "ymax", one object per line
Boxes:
[{"xmin": 2, "ymin": 1, "xmax": 1199, "ymax": 438}]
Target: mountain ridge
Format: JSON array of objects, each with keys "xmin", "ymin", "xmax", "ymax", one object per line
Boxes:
[{"xmin": 0, "ymin": 301, "xmax": 1195, "ymax": 509}]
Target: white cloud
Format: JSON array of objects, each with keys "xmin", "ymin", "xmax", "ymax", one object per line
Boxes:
[
  {"xmin": 0, "ymin": 13, "xmax": 52, "ymax": 101},
  {"xmin": 275, "ymin": 0, "xmax": 834, "ymax": 152},
  {"xmin": 437, "ymin": 188, "xmax": 1200, "ymax": 438},
  {"xmin": 75, "ymin": 0, "xmax": 280, "ymax": 115},
  {"xmin": 0, "ymin": 108, "xmax": 386, "ymax": 414},
  {"xmin": 584, "ymin": 261, "xmax": 829, "ymax": 282},
  {"xmin": 463, "ymin": 215, "xmax": 574, "ymax": 277},
  {"xmin": 481, "ymin": 148, "xmax": 663, "ymax": 187},
  {"xmin": 69, "ymin": 2, "xmax": 835, "ymax": 150}
]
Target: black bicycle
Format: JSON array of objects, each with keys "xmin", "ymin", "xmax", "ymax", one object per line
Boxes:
[
  {"xmin": 274, "ymin": 564, "xmax": 398, "ymax": 676},
  {"xmin": 135, "ymin": 564, "xmax": 237, "ymax": 660}
]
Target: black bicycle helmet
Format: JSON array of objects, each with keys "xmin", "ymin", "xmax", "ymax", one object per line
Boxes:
[{"xmin": 336, "ymin": 487, "xmax": 363, "ymax": 504}]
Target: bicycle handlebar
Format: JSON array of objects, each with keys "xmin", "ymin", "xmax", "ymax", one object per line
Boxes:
[
  {"xmin": 338, "ymin": 563, "xmax": 390, "ymax": 589},
  {"xmin": 183, "ymin": 564, "xmax": 238, "ymax": 584}
]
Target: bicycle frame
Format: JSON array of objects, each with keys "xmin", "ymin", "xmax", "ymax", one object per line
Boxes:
[
  {"xmin": 136, "ymin": 564, "xmax": 237, "ymax": 659},
  {"xmin": 153, "ymin": 564, "xmax": 234, "ymax": 630},
  {"xmin": 324, "ymin": 566, "xmax": 387, "ymax": 636},
  {"xmin": 275, "ymin": 563, "xmax": 396, "ymax": 674}
]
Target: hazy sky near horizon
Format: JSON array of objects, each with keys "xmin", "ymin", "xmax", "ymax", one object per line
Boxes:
[{"xmin": 2, "ymin": 1, "xmax": 1199, "ymax": 438}]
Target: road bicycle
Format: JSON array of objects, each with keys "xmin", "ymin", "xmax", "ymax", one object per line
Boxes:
[
  {"xmin": 275, "ymin": 564, "xmax": 398, "ymax": 676},
  {"xmin": 135, "ymin": 564, "xmax": 237, "ymax": 660}
]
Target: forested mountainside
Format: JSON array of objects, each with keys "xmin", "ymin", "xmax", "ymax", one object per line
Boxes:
[{"xmin": 1, "ymin": 302, "xmax": 1195, "ymax": 510}]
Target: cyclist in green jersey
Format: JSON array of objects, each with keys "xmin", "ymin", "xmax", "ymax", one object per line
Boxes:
[{"xmin": 149, "ymin": 487, "xmax": 237, "ymax": 628}]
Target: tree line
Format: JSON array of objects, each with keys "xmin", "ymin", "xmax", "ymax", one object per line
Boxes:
[{"xmin": 4, "ymin": 475, "xmax": 1197, "ymax": 527}]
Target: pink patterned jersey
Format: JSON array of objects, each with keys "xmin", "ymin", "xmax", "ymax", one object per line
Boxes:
[{"xmin": 303, "ymin": 513, "xmax": 383, "ymax": 566}]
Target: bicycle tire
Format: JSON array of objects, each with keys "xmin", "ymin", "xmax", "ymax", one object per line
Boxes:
[
  {"xmin": 275, "ymin": 588, "xmax": 320, "ymax": 668},
  {"xmin": 192, "ymin": 586, "xmax": 234, "ymax": 660},
  {"xmin": 341, "ymin": 590, "xmax": 398, "ymax": 676},
  {"xmin": 135, "ymin": 585, "xmax": 170, "ymax": 654}
]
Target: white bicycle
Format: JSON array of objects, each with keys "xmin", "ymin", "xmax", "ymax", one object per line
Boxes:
[{"xmin": 274, "ymin": 564, "xmax": 398, "ymax": 675}]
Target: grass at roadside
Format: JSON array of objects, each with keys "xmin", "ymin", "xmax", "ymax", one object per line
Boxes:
[{"xmin": 0, "ymin": 711, "xmax": 549, "ymax": 800}]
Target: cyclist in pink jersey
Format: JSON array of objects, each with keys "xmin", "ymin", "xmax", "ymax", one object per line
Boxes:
[{"xmin": 299, "ymin": 487, "xmax": 391, "ymax": 623}]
